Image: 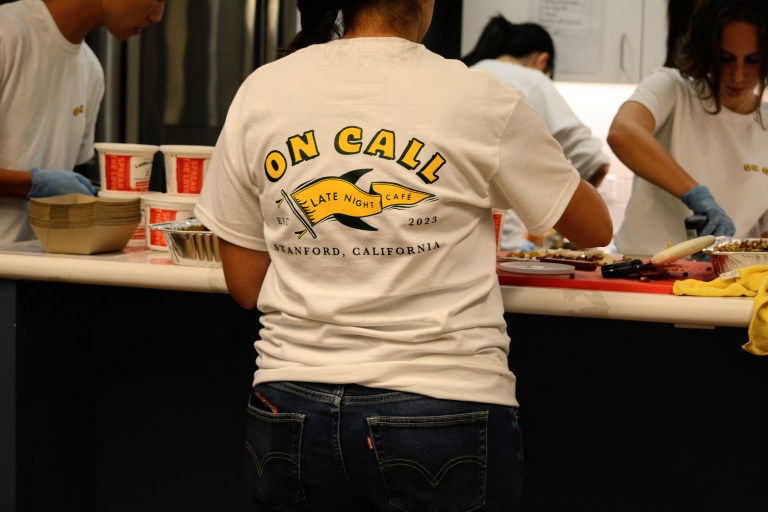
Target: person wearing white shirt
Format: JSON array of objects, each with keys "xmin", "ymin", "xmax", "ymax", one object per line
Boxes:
[
  {"xmin": 462, "ymin": 16, "xmax": 610, "ymax": 251},
  {"xmin": 0, "ymin": 0, "xmax": 166, "ymax": 245},
  {"xmin": 194, "ymin": 0, "xmax": 612, "ymax": 509},
  {"xmin": 609, "ymin": 0, "xmax": 768, "ymax": 257}
]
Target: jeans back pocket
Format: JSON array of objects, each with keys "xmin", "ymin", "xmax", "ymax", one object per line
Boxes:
[
  {"xmin": 368, "ymin": 411, "xmax": 488, "ymax": 512},
  {"xmin": 244, "ymin": 399, "xmax": 305, "ymax": 508}
]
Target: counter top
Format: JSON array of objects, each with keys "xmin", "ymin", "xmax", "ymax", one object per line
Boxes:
[
  {"xmin": 0, "ymin": 240, "xmax": 228, "ymax": 294},
  {"xmin": 0, "ymin": 241, "xmax": 754, "ymax": 328}
]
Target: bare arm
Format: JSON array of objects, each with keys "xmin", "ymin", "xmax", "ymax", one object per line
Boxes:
[
  {"xmin": 0, "ymin": 168, "xmax": 33, "ymax": 198},
  {"xmin": 607, "ymin": 101, "xmax": 697, "ymax": 198},
  {"xmin": 554, "ymin": 179, "xmax": 613, "ymax": 249},
  {"xmin": 587, "ymin": 162, "xmax": 609, "ymax": 189},
  {"xmin": 219, "ymin": 238, "xmax": 271, "ymax": 310},
  {"xmin": 523, "ymin": 163, "xmax": 609, "ymax": 246}
]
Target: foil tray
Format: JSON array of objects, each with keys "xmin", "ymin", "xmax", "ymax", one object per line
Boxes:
[
  {"xmin": 703, "ymin": 237, "xmax": 768, "ymax": 276},
  {"xmin": 148, "ymin": 219, "xmax": 221, "ymax": 267}
]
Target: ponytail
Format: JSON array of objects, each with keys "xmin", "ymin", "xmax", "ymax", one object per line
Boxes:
[
  {"xmin": 461, "ymin": 15, "xmax": 556, "ymax": 77},
  {"xmin": 278, "ymin": 0, "xmax": 342, "ymax": 57},
  {"xmin": 461, "ymin": 15, "xmax": 512, "ymax": 67}
]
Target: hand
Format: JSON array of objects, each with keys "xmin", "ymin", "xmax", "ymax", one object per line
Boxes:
[
  {"xmin": 681, "ymin": 185, "xmax": 735, "ymax": 237},
  {"xmin": 26, "ymin": 167, "xmax": 98, "ymax": 200}
]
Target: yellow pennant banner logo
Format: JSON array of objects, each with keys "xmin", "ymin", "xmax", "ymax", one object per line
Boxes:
[
  {"xmin": 292, "ymin": 178, "xmax": 381, "ymax": 224},
  {"xmin": 285, "ymin": 175, "xmax": 434, "ymax": 238}
]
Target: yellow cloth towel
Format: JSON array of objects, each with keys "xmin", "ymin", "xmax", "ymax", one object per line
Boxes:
[{"xmin": 673, "ymin": 265, "xmax": 768, "ymax": 355}]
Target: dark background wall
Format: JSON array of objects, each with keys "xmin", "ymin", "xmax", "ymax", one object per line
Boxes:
[{"xmin": 423, "ymin": 0, "xmax": 463, "ymax": 59}]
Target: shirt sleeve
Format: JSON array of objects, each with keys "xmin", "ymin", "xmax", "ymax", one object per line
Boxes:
[
  {"xmin": 490, "ymin": 96, "xmax": 581, "ymax": 236},
  {"xmin": 194, "ymin": 85, "xmax": 267, "ymax": 251},
  {"xmin": 626, "ymin": 67, "xmax": 680, "ymax": 134}
]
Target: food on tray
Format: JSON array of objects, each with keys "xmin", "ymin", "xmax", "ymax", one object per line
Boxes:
[
  {"xmin": 704, "ymin": 238, "xmax": 768, "ymax": 275},
  {"xmin": 176, "ymin": 224, "xmax": 209, "ymax": 232},
  {"xmin": 500, "ymin": 248, "xmax": 620, "ymax": 266},
  {"xmin": 148, "ymin": 219, "xmax": 220, "ymax": 267},
  {"xmin": 710, "ymin": 238, "xmax": 768, "ymax": 252}
]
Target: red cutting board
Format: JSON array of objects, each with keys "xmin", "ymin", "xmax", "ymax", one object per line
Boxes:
[{"xmin": 497, "ymin": 259, "xmax": 716, "ymax": 294}]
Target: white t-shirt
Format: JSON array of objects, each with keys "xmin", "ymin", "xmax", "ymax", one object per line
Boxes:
[
  {"xmin": 0, "ymin": 0, "xmax": 104, "ymax": 244},
  {"xmin": 195, "ymin": 38, "xmax": 581, "ymax": 407},
  {"xmin": 614, "ymin": 67, "xmax": 768, "ymax": 256},
  {"xmin": 471, "ymin": 59, "xmax": 609, "ymax": 250}
]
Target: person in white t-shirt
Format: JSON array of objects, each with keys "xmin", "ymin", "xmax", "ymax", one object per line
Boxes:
[
  {"xmin": 609, "ymin": 0, "xmax": 768, "ymax": 257},
  {"xmin": 194, "ymin": 0, "xmax": 612, "ymax": 509},
  {"xmin": 0, "ymin": 0, "xmax": 166, "ymax": 245},
  {"xmin": 462, "ymin": 16, "xmax": 610, "ymax": 251}
]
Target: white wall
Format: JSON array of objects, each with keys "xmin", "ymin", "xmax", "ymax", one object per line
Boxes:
[
  {"xmin": 461, "ymin": 0, "xmax": 669, "ymax": 83},
  {"xmin": 553, "ymin": 82, "xmax": 637, "ymax": 232}
]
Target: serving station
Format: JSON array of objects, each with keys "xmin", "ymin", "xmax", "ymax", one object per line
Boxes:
[{"xmin": 1, "ymin": 241, "xmax": 766, "ymax": 511}]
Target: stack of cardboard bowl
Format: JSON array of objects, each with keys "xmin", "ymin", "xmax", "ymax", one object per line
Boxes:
[{"xmin": 29, "ymin": 193, "xmax": 141, "ymax": 254}]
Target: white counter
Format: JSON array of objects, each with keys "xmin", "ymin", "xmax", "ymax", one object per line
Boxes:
[
  {"xmin": 0, "ymin": 240, "xmax": 754, "ymax": 328},
  {"xmin": 0, "ymin": 240, "xmax": 228, "ymax": 294}
]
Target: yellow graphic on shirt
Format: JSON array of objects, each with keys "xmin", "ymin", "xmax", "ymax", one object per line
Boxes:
[
  {"xmin": 280, "ymin": 168, "xmax": 435, "ymax": 239},
  {"xmin": 743, "ymin": 162, "xmax": 768, "ymax": 175}
]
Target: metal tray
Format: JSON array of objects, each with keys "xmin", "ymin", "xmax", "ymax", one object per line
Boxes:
[
  {"xmin": 148, "ymin": 219, "xmax": 221, "ymax": 267},
  {"xmin": 703, "ymin": 238, "xmax": 768, "ymax": 275}
]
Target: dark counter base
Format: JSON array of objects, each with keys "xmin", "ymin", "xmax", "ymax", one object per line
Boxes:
[
  {"xmin": 505, "ymin": 313, "xmax": 768, "ymax": 512},
  {"xmin": 7, "ymin": 280, "xmax": 768, "ymax": 511},
  {"xmin": 13, "ymin": 281, "xmax": 260, "ymax": 512}
]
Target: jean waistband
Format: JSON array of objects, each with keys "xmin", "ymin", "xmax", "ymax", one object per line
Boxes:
[{"xmin": 262, "ymin": 381, "xmax": 422, "ymax": 405}]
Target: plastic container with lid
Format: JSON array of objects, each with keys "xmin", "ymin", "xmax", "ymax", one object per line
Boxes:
[
  {"xmin": 142, "ymin": 193, "xmax": 198, "ymax": 251},
  {"xmin": 95, "ymin": 143, "xmax": 158, "ymax": 193},
  {"xmin": 159, "ymin": 145, "xmax": 214, "ymax": 195}
]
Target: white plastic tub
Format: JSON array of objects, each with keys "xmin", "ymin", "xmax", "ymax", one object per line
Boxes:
[
  {"xmin": 159, "ymin": 145, "xmax": 214, "ymax": 195},
  {"xmin": 142, "ymin": 193, "xmax": 198, "ymax": 251},
  {"xmin": 95, "ymin": 143, "xmax": 158, "ymax": 193}
]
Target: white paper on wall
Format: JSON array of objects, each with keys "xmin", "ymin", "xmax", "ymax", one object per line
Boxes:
[{"xmin": 529, "ymin": 0, "xmax": 602, "ymax": 74}]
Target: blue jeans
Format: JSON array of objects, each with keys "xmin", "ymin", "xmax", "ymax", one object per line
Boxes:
[{"xmin": 244, "ymin": 381, "xmax": 523, "ymax": 511}]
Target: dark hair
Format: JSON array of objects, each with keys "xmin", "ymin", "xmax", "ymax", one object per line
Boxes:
[
  {"xmin": 675, "ymin": 0, "xmax": 768, "ymax": 124},
  {"xmin": 277, "ymin": 0, "xmax": 342, "ymax": 57},
  {"xmin": 664, "ymin": 0, "xmax": 700, "ymax": 68},
  {"xmin": 278, "ymin": 0, "xmax": 422, "ymax": 57},
  {"xmin": 461, "ymin": 15, "xmax": 556, "ymax": 78}
]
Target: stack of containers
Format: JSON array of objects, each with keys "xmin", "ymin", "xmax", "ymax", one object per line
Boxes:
[
  {"xmin": 29, "ymin": 193, "xmax": 142, "ymax": 254},
  {"xmin": 94, "ymin": 143, "xmax": 159, "ymax": 247},
  {"xmin": 95, "ymin": 143, "xmax": 215, "ymax": 251},
  {"xmin": 143, "ymin": 145, "xmax": 214, "ymax": 251}
]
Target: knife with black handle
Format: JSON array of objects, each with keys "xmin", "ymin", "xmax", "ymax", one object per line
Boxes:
[{"xmin": 600, "ymin": 259, "xmax": 653, "ymax": 278}]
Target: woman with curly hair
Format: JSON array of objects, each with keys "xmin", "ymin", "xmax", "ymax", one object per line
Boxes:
[{"xmin": 609, "ymin": 0, "xmax": 768, "ymax": 256}]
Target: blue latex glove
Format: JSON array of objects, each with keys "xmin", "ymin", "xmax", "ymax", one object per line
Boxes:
[
  {"xmin": 681, "ymin": 185, "xmax": 735, "ymax": 237},
  {"xmin": 26, "ymin": 167, "xmax": 98, "ymax": 200}
]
